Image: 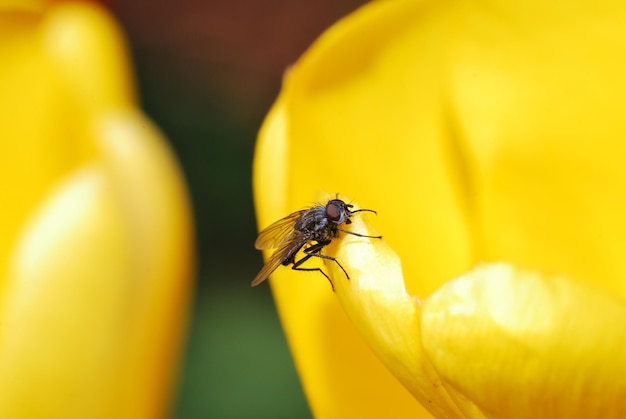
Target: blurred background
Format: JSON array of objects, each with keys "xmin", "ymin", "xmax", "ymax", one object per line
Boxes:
[{"xmin": 104, "ymin": 1, "xmax": 368, "ymax": 418}]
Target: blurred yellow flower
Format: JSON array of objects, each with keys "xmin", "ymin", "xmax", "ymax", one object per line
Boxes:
[
  {"xmin": 0, "ymin": 2, "xmax": 194, "ymax": 418},
  {"xmin": 253, "ymin": 0, "xmax": 626, "ymax": 417}
]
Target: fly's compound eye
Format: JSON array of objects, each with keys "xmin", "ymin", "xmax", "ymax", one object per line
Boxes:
[{"xmin": 325, "ymin": 201, "xmax": 343, "ymax": 221}]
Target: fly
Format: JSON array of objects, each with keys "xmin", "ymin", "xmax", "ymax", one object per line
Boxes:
[{"xmin": 252, "ymin": 198, "xmax": 382, "ymax": 290}]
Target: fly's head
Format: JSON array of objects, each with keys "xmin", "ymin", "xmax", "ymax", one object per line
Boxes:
[{"xmin": 325, "ymin": 199, "xmax": 351, "ymax": 225}]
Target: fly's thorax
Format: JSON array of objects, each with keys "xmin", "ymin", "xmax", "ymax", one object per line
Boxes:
[{"xmin": 294, "ymin": 205, "xmax": 329, "ymax": 234}]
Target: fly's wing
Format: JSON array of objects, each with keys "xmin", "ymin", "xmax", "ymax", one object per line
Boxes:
[
  {"xmin": 255, "ymin": 210, "xmax": 306, "ymax": 250},
  {"xmin": 251, "ymin": 230, "xmax": 306, "ymax": 286}
]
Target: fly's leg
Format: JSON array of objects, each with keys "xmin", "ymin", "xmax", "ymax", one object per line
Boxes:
[
  {"xmin": 303, "ymin": 245, "xmax": 350, "ymax": 279},
  {"xmin": 291, "ymin": 242, "xmax": 334, "ymax": 291},
  {"xmin": 290, "ymin": 241, "xmax": 350, "ymax": 291}
]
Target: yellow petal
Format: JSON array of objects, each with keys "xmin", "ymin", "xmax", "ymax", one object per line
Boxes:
[
  {"xmin": 0, "ymin": 3, "xmax": 193, "ymax": 417},
  {"xmin": 0, "ymin": 15, "xmax": 88, "ymax": 279},
  {"xmin": 255, "ymin": 100, "xmax": 431, "ymax": 418},
  {"xmin": 282, "ymin": 0, "xmax": 474, "ymax": 296},
  {"xmin": 256, "ymin": 0, "xmax": 626, "ymax": 417},
  {"xmin": 448, "ymin": 0, "xmax": 626, "ymax": 300},
  {"xmin": 0, "ymin": 1, "xmax": 133, "ymax": 283},
  {"xmin": 328, "ymin": 212, "xmax": 482, "ymax": 419},
  {"xmin": 254, "ymin": 0, "xmax": 474, "ymax": 416},
  {"xmin": 40, "ymin": 2, "xmax": 136, "ymax": 110},
  {"xmin": 0, "ymin": 167, "xmax": 131, "ymax": 418},
  {"xmin": 422, "ymin": 264, "xmax": 626, "ymax": 419},
  {"xmin": 94, "ymin": 109, "xmax": 194, "ymax": 417},
  {"xmin": 0, "ymin": 111, "xmax": 192, "ymax": 419}
]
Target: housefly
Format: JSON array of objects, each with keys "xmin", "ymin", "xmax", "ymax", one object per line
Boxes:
[{"xmin": 252, "ymin": 198, "xmax": 382, "ymax": 290}]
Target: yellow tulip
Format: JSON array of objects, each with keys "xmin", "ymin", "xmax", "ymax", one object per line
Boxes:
[
  {"xmin": 253, "ymin": 0, "xmax": 626, "ymax": 417},
  {"xmin": 0, "ymin": 2, "xmax": 193, "ymax": 418}
]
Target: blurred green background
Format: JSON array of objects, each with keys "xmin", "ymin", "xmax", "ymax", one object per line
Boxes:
[{"xmin": 105, "ymin": 1, "xmax": 367, "ymax": 418}]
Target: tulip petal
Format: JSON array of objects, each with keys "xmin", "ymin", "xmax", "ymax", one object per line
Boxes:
[
  {"xmin": 0, "ymin": 2, "xmax": 193, "ymax": 417},
  {"xmin": 0, "ymin": 19, "xmax": 85, "ymax": 280},
  {"xmin": 422, "ymin": 264, "xmax": 626, "ymax": 419},
  {"xmin": 0, "ymin": 1, "xmax": 133, "ymax": 288},
  {"xmin": 327, "ymin": 213, "xmax": 484, "ymax": 419},
  {"xmin": 254, "ymin": 1, "xmax": 477, "ymax": 416},
  {"xmin": 447, "ymin": 0, "xmax": 626, "ymax": 299},
  {"xmin": 0, "ymin": 167, "xmax": 130, "ymax": 418},
  {"xmin": 283, "ymin": 0, "xmax": 475, "ymax": 297},
  {"xmin": 0, "ymin": 110, "xmax": 193, "ymax": 418},
  {"xmin": 255, "ymin": 104, "xmax": 434, "ymax": 418},
  {"xmin": 94, "ymin": 109, "xmax": 194, "ymax": 417},
  {"xmin": 255, "ymin": 0, "xmax": 626, "ymax": 416},
  {"xmin": 41, "ymin": 2, "xmax": 135, "ymax": 110}
]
